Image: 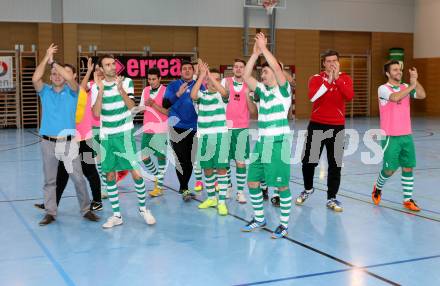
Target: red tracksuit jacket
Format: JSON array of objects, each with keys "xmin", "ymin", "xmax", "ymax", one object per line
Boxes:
[{"xmin": 308, "ymin": 71, "xmax": 354, "ymax": 125}]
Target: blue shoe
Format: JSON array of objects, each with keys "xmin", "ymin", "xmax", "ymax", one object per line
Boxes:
[
  {"xmin": 326, "ymin": 198, "xmax": 343, "ymax": 212},
  {"xmin": 272, "ymin": 224, "xmax": 288, "ymax": 239},
  {"xmin": 241, "ymin": 218, "xmax": 266, "ymax": 232}
]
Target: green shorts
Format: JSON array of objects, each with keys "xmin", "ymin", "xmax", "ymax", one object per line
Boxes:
[
  {"xmin": 100, "ymin": 132, "xmax": 140, "ymax": 173},
  {"xmin": 382, "ymin": 135, "xmax": 416, "ymax": 171},
  {"xmin": 248, "ymin": 136, "xmax": 292, "ymax": 188},
  {"xmin": 197, "ymin": 133, "xmax": 230, "ymax": 170},
  {"xmin": 141, "ymin": 133, "xmax": 168, "ymax": 159},
  {"xmin": 229, "ymin": 128, "xmax": 250, "ymax": 162}
]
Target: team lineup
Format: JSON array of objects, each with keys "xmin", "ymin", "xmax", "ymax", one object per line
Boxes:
[{"xmin": 31, "ymin": 32, "xmax": 427, "ymax": 239}]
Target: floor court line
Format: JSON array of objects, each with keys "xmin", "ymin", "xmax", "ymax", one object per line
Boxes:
[
  {"xmin": 289, "ymin": 176, "xmax": 440, "ymax": 220},
  {"xmin": 236, "ymin": 253, "xmax": 440, "ymax": 285},
  {"xmin": 0, "ymin": 188, "xmax": 76, "ymax": 286},
  {"xmin": 158, "ymin": 180, "xmax": 400, "ymax": 286}
]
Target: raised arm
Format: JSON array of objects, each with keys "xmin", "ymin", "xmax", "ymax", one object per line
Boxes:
[
  {"xmin": 208, "ymin": 72, "xmax": 228, "ymax": 98},
  {"xmin": 256, "ymin": 33, "xmax": 286, "ymax": 87},
  {"xmin": 81, "ymin": 58, "xmax": 94, "ymax": 91},
  {"xmin": 410, "ymin": 68, "xmax": 426, "ymax": 100},
  {"xmin": 246, "ymin": 89, "xmax": 258, "ymax": 116},
  {"xmin": 243, "ymin": 41, "xmax": 261, "ymax": 91},
  {"xmin": 32, "ymin": 44, "xmax": 56, "ymax": 92},
  {"xmin": 190, "ymin": 63, "xmax": 207, "ymax": 101},
  {"xmin": 92, "ymin": 73, "xmax": 104, "ymax": 117}
]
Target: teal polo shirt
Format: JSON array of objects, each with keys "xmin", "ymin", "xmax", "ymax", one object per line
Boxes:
[{"xmin": 38, "ymin": 84, "xmax": 78, "ymax": 137}]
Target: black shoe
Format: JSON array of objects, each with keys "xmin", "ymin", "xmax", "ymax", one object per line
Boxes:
[
  {"xmin": 83, "ymin": 211, "xmax": 100, "ymax": 222},
  {"xmin": 182, "ymin": 190, "xmax": 195, "ymax": 202},
  {"xmin": 34, "ymin": 203, "xmax": 45, "ymax": 210},
  {"xmin": 39, "ymin": 214, "xmax": 55, "ymax": 226},
  {"xmin": 262, "ymin": 187, "xmax": 269, "ymax": 201},
  {"xmin": 271, "ymin": 196, "xmax": 280, "ymax": 207},
  {"xmin": 91, "ymin": 201, "xmax": 103, "ymax": 211}
]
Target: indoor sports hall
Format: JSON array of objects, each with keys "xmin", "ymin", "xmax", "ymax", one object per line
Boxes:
[{"xmin": 0, "ymin": 1, "xmax": 439, "ymax": 285}]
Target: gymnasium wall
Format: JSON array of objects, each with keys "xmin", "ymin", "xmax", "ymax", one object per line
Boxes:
[
  {"xmin": 412, "ymin": 0, "xmax": 440, "ymax": 116},
  {"xmin": 1, "ymin": 0, "xmax": 414, "ymax": 33},
  {"xmin": 414, "ymin": 0, "xmax": 440, "ymax": 58},
  {"xmin": 413, "ymin": 58, "xmax": 440, "ymax": 116},
  {"xmin": 2, "ymin": 22, "xmax": 436, "ymax": 117}
]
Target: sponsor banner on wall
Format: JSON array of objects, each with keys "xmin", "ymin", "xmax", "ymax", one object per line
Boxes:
[
  {"xmin": 79, "ymin": 56, "xmax": 192, "ymax": 79},
  {"xmin": 0, "ymin": 57, "xmax": 14, "ymax": 90}
]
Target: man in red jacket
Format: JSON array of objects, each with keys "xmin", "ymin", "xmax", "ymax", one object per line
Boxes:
[{"xmin": 296, "ymin": 50, "xmax": 354, "ymax": 212}]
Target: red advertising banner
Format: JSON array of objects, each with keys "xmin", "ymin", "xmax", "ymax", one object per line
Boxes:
[{"xmin": 80, "ymin": 55, "xmax": 192, "ymax": 79}]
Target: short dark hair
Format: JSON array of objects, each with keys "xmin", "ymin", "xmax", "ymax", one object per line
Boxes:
[
  {"xmin": 148, "ymin": 67, "xmax": 161, "ymax": 78},
  {"xmin": 261, "ymin": 61, "xmax": 282, "ymax": 69},
  {"xmin": 64, "ymin": 63, "xmax": 76, "ymax": 74},
  {"xmin": 181, "ymin": 60, "xmax": 193, "ymax": 70},
  {"xmin": 233, "ymin": 58, "xmax": 246, "ymax": 65},
  {"xmin": 98, "ymin": 54, "xmax": 115, "ymax": 67},
  {"xmin": 383, "ymin": 60, "xmax": 401, "ymax": 74},
  {"xmin": 209, "ymin": 68, "xmax": 220, "ymax": 74},
  {"xmin": 321, "ymin": 49, "xmax": 339, "ymax": 63}
]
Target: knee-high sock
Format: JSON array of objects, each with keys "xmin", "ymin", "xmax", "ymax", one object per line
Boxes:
[
  {"xmin": 195, "ymin": 165, "xmax": 203, "ymax": 182},
  {"xmin": 134, "ymin": 177, "xmax": 146, "ymax": 208},
  {"xmin": 236, "ymin": 166, "xmax": 247, "ymax": 194},
  {"xmin": 226, "ymin": 167, "xmax": 232, "ymax": 189},
  {"xmin": 402, "ymin": 170, "xmax": 414, "ymax": 201},
  {"xmin": 376, "ymin": 169, "xmax": 391, "ymax": 190},
  {"xmin": 107, "ymin": 180, "xmax": 120, "ymax": 217},
  {"xmin": 205, "ymin": 172, "xmax": 216, "ymax": 199},
  {"xmin": 157, "ymin": 157, "xmax": 167, "ymax": 190},
  {"xmin": 217, "ymin": 173, "xmax": 228, "ymax": 204},
  {"xmin": 249, "ymin": 187, "xmax": 265, "ymax": 222},
  {"xmin": 143, "ymin": 158, "xmax": 158, "ymax": 177},
  {"xmin": 96, "ymin": 161, "xmax": 107, "ymax": 190},
  {"xmin": 279, "ymin": 189, "xmax": 292, "ymax": 228}
]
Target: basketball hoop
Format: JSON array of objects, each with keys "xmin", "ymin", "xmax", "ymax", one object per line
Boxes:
[{"xmin": 262, "ymin": 0, "xmax": 277, "ymax": 15}]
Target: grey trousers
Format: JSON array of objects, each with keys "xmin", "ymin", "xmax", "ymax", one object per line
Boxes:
[{"xmin": 41, "ymin": 138, "xmax": 90, "ymax": 216}]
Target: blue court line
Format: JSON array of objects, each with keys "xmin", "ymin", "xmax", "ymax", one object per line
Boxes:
[
  {"xmin": 232, "ymin": 268, "xmax": 351, "ymax": 286},
  {"xmin": 289, "ymin": 175, "xmax": 440, "ymax": 216},
  {"xmin": 235, "ymin": 254, "xmax": 440, "ymax": 285},
  {"xmin": 160, "ymin": 183, "xmax": 399, "ymax": 286},
  {"xmin": 0, "ymin": 189, "xmax": 76, "ymax": 286},
  {"xmin": 365, "ymin": 254, "xmax": 440, "ymax": 269}
]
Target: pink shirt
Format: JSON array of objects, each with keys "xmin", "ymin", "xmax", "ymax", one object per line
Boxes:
[
  {"xmin": 378, "ymin": 83, "xmax": 413, "ymax": 136},
  {"xmin": 140, "ymin": 85, "xmax": 168, "ymax": 134},
  {"xmin": 223, "ymin": 77, "xmax": 250, "ymax": 129}
]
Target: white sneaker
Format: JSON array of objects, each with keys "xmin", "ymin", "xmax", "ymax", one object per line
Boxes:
[
  {"xmin": 236, "ymin": 192, "xmax": 247, "ymax": 204},
  {"xmin": 102, "ymin": 215, "xmax": 123, "ymax": 228},
  {"xmin": 226, "ymin": 187, "xmax": 232, "ymax": 199},
  {"xmin": 139, "ymin": 208, "xmax": 156, "ymax": 225}
]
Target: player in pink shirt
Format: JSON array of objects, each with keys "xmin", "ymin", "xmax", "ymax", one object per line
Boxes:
[
  {"xmin": 372, "ymin": 60, "xmax": 426, "ymax": 211},
  {"xmin": 139, "ymin": 68, "xmax": 169, "ymax": 197},
  {"xmin": 221, "ymin": 59, "xmax": 257, "ymax": 204}
]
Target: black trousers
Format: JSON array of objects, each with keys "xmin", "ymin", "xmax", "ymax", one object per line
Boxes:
[
  {"xmin": 301, "ymin": 121, "xmax": 345, "ymax": 199},
  {"xmin": 56, "ymin": 140, "xmax": 101, "ymax": 205},
  {"xmin": 169, "ymin": 127, "xmax": 197, "ymax": 191}
]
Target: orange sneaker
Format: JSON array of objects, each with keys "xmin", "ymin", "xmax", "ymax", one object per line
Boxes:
[
  {"xmin": 372, "ymin": 184, "xmax": 382, "ymax": 205},
  {"xmin": 403, "ymin": 199, "xmax": 421, "ymax": 212}
]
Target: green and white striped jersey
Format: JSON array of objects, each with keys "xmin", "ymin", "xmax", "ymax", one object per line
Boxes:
[
  {"xmin": 253, "ymin": 81, "xmax": 291, "ymax": 141},
  {"xmin": 91, "ymin": 78, "xmax": 135, "ymax": 138},
  {"xmin": 195, "ymin": 90, "xmax": 229, "ymax": 136}
]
